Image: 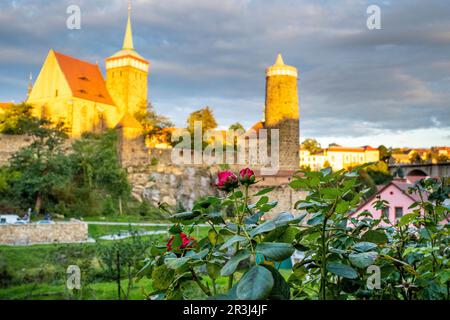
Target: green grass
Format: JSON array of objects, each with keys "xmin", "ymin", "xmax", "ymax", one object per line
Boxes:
[
  {"xmin": 87, "ymin": 224, "xmax": 167, "ymax": 239},
  {"xmin": 0, "ymin": 279, "xmax": 153, "ymax": 300},
  {"xmin": 82, "ymin": 215, "xmax": 169, "ymax": 223},
  {"xmin": 0, "ymin": 219, "xmax": 291, "ymax": 300}
]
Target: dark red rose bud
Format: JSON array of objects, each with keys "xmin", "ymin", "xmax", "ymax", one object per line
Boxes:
[
  {"xmin": 239, "ymin": 167, "xmax": 256, "ymax": 186},
  {"xmin": 216, "ymin": 170, "xmax": 239, "ymax": 192}
]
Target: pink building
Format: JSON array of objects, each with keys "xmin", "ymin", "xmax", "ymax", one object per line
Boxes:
[{"xmin": 352, "ymin": 179, "xmax": 423, "ymax": 224}]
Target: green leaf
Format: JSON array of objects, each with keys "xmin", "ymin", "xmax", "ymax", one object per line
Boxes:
[
  {"xmin": 398, "ymin": 213, "xmax": 418, "ymax": 227},
  {"xmin": 165, "ymin": 257, "xmax": 191, "ymax": 270},
  {"xmin": 249, "ymin": 221, "xmax": 276, "ymax": 238},
  {"xmin": 256, "ymin": 242, "xmax": 295, "ymax": 261},
  {"xmin": 309, "ymin": 176, "xmax": 320, "ymax": 187},
  {"xmin": 255, "ymin": 196, "xmax": 269, "ymax": 206},
  {"xmin": 326, "ymin": 262, "xmax": 358, "ymax": 279},
  {"xmin": 361, "ymin": 229, "xmax": 388, "ymax": 244},
  {"xmin": 321, "ymin": 187, "xmax": 339, "ymax": 199},
  {"xmin": 236, "ymin": 266, "xmax": 274, "ymax": 300},
  {"xmin": 208, "ymin": 229, "xmax": 224, "ymax": 246},
  {"xmin": 260, "ymin": 201, "xmax": 278, "ymax": 212},
  {"xmin": 349, "ymin": 251, "xmax": 378, "ymax": 269},
  {"xmin": 307, "ymin": 212, "xmax": 324, "ymax": 226},
  {"xmin": 206, "ymin": 263, "xmax": 222, "ymax": 280},
  {"xmin": 320, "ymin": 167, "xmax": 332, "ymax": 176},
  {"xmin": 352, "ymin": 242, "xmax": 378, "ymax": 252},
  {"xmin": 289, "ymin": 179, "xmax": 308, "ymax": 190},
  {"xmin": 335, "ymin": 200, "xmax": 350, "ymax": 214},
  {"xmin": 220, "ymin": 250, "xmax": 251, "ymax": 276},
  {"xmin": 151, "ymin": 264, "xmax": 175, "ymax": 290},
  {"xmin": 262, "ymin": 264, "xmax": 290, "ymax": 300},
  {"xmin": 169, "ymin": 211, "xmax": 201, "ymax": 222},
  {"xmin": 244, "ymin": 211, "xmax": 265, "ymax": 225},
  {"xmin": 219, "ymin": 235, "xmax": 247, "ymax": 250},
  {"xmin": 272, "ymin": 212, "xmax": 305, "ymax": 227},
  {"xmin": 254, "ymin": 187, "xmax": 275, "ymax": 196},
  {"xmin": 206, "ymin": 211, "xmax": 224, "ymax": 224}
]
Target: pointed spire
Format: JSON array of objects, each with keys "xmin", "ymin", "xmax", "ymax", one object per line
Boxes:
[
  {"xmin": 122, "ymin": 0, "xmax": 134, "ymax": 50},
  {"xmin": 275, "ymin": 53, "xmax": 284, "ymax": 66}
]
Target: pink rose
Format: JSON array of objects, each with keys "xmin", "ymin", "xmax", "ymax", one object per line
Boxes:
[
  {"xmin": 216, "ymin": 170, "xmax": 239, "ymax": 192},
  {"xmin": 239, "ymin": 168, "xmax": 256, "ymax": 186}
]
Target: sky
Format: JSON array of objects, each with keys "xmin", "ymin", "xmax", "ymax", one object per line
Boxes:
[{"xmin": 0, "ymin": 0, "xmax": 449, "ymax": 148}]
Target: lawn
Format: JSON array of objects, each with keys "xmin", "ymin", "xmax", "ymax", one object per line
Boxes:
[{"xmin": 0, "ymin": 223, "xmax": 220, "ymax": 300}]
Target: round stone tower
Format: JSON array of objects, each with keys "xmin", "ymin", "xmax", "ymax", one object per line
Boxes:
[{"xmin": 265, "ymin": 53, "xmax": 300, "ymax": 171}]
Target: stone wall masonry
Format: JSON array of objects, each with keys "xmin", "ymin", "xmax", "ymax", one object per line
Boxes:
[
  {"xmin": 0, "ymin": 134, "xmax": 73, "ymax": 166},
  {"xmin": 0, "ymin": 220, "xmax": 88, "ymax": 245},
  {"xmin": 128, "ymin": 161, "xmax": 307, "ymax": 217},
  {"xmin": 0, "ymin": 134, "xmax": 33, "ymax": 166}
]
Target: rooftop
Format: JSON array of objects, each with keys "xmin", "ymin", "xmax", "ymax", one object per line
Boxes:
[{"xmin": 53, "ymin": 51, "xmax": 115, "ymax": 105}]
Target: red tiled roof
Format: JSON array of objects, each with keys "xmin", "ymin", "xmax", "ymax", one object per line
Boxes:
[
  {"xmin": 53, "ymin": 51, "xmax": 115, "ymax": 106},
  {"xmin": 0, "ymin": 102, "xmax": 13, "ymax": 110}
]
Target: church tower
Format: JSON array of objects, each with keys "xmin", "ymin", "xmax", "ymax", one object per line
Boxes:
[
  {"xmin": 265, "ymin": 54, "xmax": 300, "ymax": 170},
  {"xmin": 105, "ymin": 1, "xmax": 149, "ymax": 118}
]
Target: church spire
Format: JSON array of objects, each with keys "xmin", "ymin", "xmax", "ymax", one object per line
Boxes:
[{"xmin": 122, "ymin": 0, "xmax": 134, "ymax": 50}]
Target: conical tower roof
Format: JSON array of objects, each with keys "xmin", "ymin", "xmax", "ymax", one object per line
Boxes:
[
  {"xmin": 266, "ymin": 53, "xmax": 298, "ymax": 78},
  {"xmin": 115, "ymin": 112, "xmax": 143, "ymax": 129},
  {"xmin": 275, "ymin": 53, "xmax": 284, "ymax": 66}
]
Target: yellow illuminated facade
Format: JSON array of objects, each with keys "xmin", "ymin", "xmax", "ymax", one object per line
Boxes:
[
  {"xmin": 300, "ymin": 146, "xmax": 380, "ymax": 171},
  {"xmin": 26, "ymin": 4, "xmax": 146, "ymax": 139}
]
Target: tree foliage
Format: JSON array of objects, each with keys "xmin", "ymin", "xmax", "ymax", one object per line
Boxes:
[
  {"xmin": 187, "ymin": 107, "xmax": 217, "ymax": 133},
  {"xmin": 0, "ymin": 103, "xmax": 39, "ymax": 135},
  {"xmin": 301, "ymin": 138, "xmax": 322, "ymax": 154}
]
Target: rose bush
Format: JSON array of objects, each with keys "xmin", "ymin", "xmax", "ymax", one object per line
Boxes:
[{"xmin": 138, "ymin": 166, "xmax": 449, "ymax": 300}]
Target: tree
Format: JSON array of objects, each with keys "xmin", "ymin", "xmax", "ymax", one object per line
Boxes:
[
  {"xmin": 366, "ymin": 161, "xmax": 393, "ymax": 185},
  {"xmin": 8, "ymin": 120, "xmax": 71, "ymax": 213},
  {"xmin": 409, "ymin": 152, "xmax": 423, "ymax": 164},
  {"xmin": 187, "ymin": 107, "xmax": 217, "ymax": 133},
  {"xmin": 378, "ymin": 145, "xmax": 392, "ymax": 163},
  {"xmin": 97, "ymin": 229, "xmax": 148, "ymax": 300},
  {"xmin": 0, "ymin": 103, "xmax": 39, "ymax": 135},
  {"xmin": 229, "ymin": 122, "xmax": 244, "ymax": 132},
  {"xmin": 134, "ymin": 102, "xmax": 174, "ymax": 136},
  {"xmin": 302, "ymin": 138, "xmax": 322, "ymax": 154},
  {"xmin": 68, "ymin": 130, "xmax": 131, "ymax": 216},
  {"xmin": 436, "ymin": 155, "xmax": 449, "ymax": 163}
]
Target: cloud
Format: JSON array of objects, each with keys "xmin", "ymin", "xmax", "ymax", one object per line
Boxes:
[{"xmin": 0, "ymin": 0, "xmax": 449, "ymax": 147}]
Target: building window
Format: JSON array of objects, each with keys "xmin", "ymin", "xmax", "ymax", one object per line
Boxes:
[
  {"xmin": 55, "ymin": 90, "xmax": 58, "ymax": 97},
  {"xmin": 395, "ymin": 207, "xmax": 403, "ymax": 219}
]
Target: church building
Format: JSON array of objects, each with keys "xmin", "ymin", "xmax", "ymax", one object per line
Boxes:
[{"xmin": 26, "ymin": 4, "xmax": 147, "ymax": 138}]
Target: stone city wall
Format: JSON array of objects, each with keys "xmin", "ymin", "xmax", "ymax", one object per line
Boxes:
[
  {"xmin": 0, "ymin": 220, "xmax": 88, "ymax": 245},
  {"xmin": 0, "ymin": 134, "xmax": 34, "ymax": 166}
]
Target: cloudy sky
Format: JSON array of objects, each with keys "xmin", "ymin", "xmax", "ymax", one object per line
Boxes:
[{"xmin": 1, "ymin": 0, "xmax": 449, "ymax": 148}]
